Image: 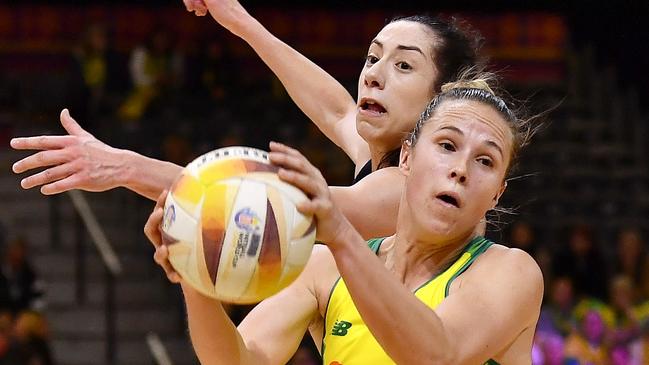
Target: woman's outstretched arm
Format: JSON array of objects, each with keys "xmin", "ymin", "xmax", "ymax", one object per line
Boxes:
[
  {"xmin": 11, "ymin": 109, "xmax": 182, "ymax": 200},
  {"xmin": 183, "ymin": 0, "xmax": 369, "ymax": 165}
]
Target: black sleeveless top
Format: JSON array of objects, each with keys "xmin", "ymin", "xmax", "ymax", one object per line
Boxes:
[{"xmin": 352, "ymin": 160, "xmax": 372, "ymax": 184}]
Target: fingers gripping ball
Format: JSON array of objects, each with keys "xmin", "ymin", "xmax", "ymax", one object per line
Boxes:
[{"xmin": 161, "ymin": 147, "xmax": 316, "ymax": 304}]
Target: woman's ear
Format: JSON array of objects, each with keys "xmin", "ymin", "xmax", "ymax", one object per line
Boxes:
[
  {"xmin": 492, "ymin": 181, "xmax": 507, "ymax": 209},
  {"xmin": 399, "ymin": 141, "xmax": 412, "ymax": 176}
]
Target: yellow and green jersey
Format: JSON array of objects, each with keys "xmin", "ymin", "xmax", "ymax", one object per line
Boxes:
[{"xmin": 322, "ymin": 236, "xmax": 499, "ymax": 365}]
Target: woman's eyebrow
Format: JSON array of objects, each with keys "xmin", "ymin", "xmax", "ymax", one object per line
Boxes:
[{"xmin": 371, "ymin": 39, "xmax": 425, "ymax": 57}]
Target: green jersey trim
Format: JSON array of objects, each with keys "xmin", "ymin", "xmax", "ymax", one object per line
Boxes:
[
  {"xmin": 321, "ymin": 275, "xmax": 342, "ymax": 356},
  {"xmin": 444, "ymin": 237, "xmax": 492, "ymax": 297},
  {"xmin": 412, "ymin": 236, "xmax": 486, "ymax": 293}
]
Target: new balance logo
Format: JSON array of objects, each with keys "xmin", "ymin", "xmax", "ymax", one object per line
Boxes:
[{"xmin": 331, "ymin": 320, "xmax": 352, "ymax": 336}]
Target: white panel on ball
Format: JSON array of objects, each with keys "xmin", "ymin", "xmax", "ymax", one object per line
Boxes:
[
  {"xmin": 215, "ymin": 178, "xmax": 269, "ymax": 300},
  {"xmin": 162, "ymin": 193, "xmax": 200, "ymax": 244}
]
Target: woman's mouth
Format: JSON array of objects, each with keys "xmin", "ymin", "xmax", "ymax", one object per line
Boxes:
[
  {"xmin": 436, "ymin": 193, "xmax": 461, "ymax": 208},
  {"xmin": 359, "ymin": 98, "xmax": 387, "ymax": 116}
]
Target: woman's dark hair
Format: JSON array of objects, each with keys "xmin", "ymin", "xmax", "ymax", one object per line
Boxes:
[
  {"xmin": 377, "ymin": 14, "xmax": 484, "ymax": 169},
  {"xmin": 390, "ymin": 14, "xmax": 484, "ymax": 93}
]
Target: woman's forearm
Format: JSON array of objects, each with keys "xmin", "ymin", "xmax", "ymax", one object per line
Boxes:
[
  {"xmin": 120, "ymin": 150, "xmax": 183, "ymax": 200},
  {"xmin": 227, "ymin": 10, "xmax": 360, "ymax": 153},
  {"xmin": 181, "ymin": 283, "xmax": 257, "ymax": 364}
]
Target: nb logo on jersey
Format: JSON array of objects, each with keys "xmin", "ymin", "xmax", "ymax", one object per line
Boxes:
[{"xmin": 331, "ymin": 320, "xmax": 352, "ymax": 336}]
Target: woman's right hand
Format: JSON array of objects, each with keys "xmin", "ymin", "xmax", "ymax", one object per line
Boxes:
[
  {"xmin": 144, "ymin": 190, "xmax": 182, "ymax": 283},
  {"xmin": 182, "ymin": 0, "xmax": 208, "ymax": 16},
  {"xmin": 11, "ymin": 109, "xmax": 126, "ymax": 195},
  {"xmin": 182, "ymin": 0, "xmax": 249, "ymax": 33}
]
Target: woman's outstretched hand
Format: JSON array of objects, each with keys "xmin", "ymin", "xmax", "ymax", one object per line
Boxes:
[
  {"xmin": 182, "ymin": 0, "xmax": 249, "ymax": 34},
  {"xmin": 11, "ymin": 109, "xmax": 126, "ymax": 195}
]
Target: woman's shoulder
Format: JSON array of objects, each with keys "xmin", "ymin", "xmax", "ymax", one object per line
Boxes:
[
  {"xmin": 482, "ymin": 243, "xmax": 542, "ymax": 273},
  {"xmin": 450, "ymin": 242, "xmax": 544, "ymax": 327},
  {"xmin": 466, "ymin": 243, "xmax": 544, "ymax": 293},
  {"xmin": 351, "ymin": 165, "xmax": 404, "ymax": 189},
  {"xmin": 304, "ymin": 244, "xmax": 337, "ymax": 276}
]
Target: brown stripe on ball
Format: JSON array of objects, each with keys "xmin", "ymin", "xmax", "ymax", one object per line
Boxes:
[
  {"xmin": 243, "ymin": 160, "xmax": 279, "ymax": 173},
  {"xmin": 253, "ymin": 199, "xmax": 282, "ymax": 298},
  {"xmin": 202, "ymin": 225, "xmax": 226, "ymax": 285},
  {"xmin": 264, "ymin": 184, "xmax": 288, "ymax": 270}
]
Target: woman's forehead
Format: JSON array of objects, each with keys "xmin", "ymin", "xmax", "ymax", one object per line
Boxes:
[
  {"xmin": 425, "ymin": 100, "xmax": 513, "ymax": 154},
  {"xmin": 436, "ymin": 98, "xmax": 509, "ymax": 125},
  {"xmin": 374, "ymin": 21, "xmax": 436, "ymax": 54}
]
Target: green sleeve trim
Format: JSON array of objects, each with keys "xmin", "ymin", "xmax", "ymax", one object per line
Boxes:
[
  {"xmin": 445, "ymin": 237, "xmax": 498, "ymax": 365},
  {"xmin": 444, "ymin": 237, "xmax": 493, "ymax": 297},
  {"xmin": 321, "ymin": 275, "xmax": 342, "ymax": 357},
  {"xmin": 367, "ymin": 237, "xmax": 387, "ymax": 254}
]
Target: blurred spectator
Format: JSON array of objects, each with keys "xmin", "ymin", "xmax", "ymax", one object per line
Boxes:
[
  {"xmin": 1, "ymin": 311, "xmax": 53, "ymax": 365},
  {"xmin": 554, "ymin": 224, "xmax": 609, "ymax": 300},
  {"xmin": 200, "ymin": 41, "xmax": 236, "ymax": 105},
  {"xmin": 0, "ymin": 223, "xmax": 6, "ymax": 254},
  {"xmin": 0, "ymin": 238, "xmax": 45, "ymax": 314},
  {"xmin": 534, "ymin": 245, "xmax": 555, "ymax": 293},
  {"xmin": 161, "ymin": 134, "xmax": 193, "ymax": 166},
  {"xmin": 613, "ymin": 228, "xmax": 649, "ymax": 301},
  {"xmin": 71, "ymin": 24, "xmax": 108, "ymax": 122},
  {"xmin": 564, "ymin": 299, "xmax": 614, "ymax": 365},
  {"xmin": 628, "ymin": 318, "xmax": 649, "ymax": 365},
  {"xmin": 509, "ymin": 221, "xmax": 538, "ymax": 255},
  {"xmin": 534, "ymin": 332, "xmax": 564, "ymax": 365},
  {"xmin": 299, "ymin": 124, "xmax": 354, "ymax": 186},
  {"xmin": 609, "ymin": 275, "xmax": 641, "ymax": 364},
  {"xmin": 538, "ymin": 276, "xmax": 576, "ymax": 337},
  {"xmin": 0, "ymin": 311, "xmax": 13, "ymax": 360},
  {"xmin": 118, "ymin": 28, "xmax": 184, "ymax": 122},
  {"xmin": 66, "ymin": 23, "xmax": 128, "ymax": 135},
  {"xmin": 536, "ymin": 276, "xmax": 574, "ymax": 365}
]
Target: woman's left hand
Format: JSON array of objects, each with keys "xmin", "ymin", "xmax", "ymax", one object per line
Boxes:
[
  {"xmin": 144, "ymin": 190, "xmax": 182, "ymax": 283},
  {"xmin": 268, "ymin": 141, "xmax": 354, "ymax": 248}
]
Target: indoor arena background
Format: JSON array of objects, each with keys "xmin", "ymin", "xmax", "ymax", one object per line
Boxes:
[{"xmin": 0, "ymin": 1, "xmax": 647, "ymax": 364}]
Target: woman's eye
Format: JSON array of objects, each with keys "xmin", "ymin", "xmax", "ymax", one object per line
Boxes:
[
  {"xmin": 478, "ymin": 158, "xmax": 493, "ymax": 167},
  {"xmin": 397, "ymin": 62, "xmax": 412, "ymax": 70},
  {"xmin": 440, "ymin": 142, "xmax": 455, "ymax": 152},
  {"xmin": 365, "ymin": 55, "xmax": 379, "ymax": 65}
]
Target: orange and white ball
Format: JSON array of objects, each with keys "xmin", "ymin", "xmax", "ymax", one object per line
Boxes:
[{"xmin": 160, "ymin": 146, "xmax": 316, "ymax": 304}]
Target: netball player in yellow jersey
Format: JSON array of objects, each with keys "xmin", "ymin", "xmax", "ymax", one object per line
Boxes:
[{"xmin": 145, "ymin": 73, "xmax": 544, "ymax": 364}]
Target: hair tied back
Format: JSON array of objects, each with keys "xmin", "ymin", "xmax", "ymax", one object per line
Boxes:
[{"xmin": 441, "ymin": 79, "xmax": 495, "ymax": 95}]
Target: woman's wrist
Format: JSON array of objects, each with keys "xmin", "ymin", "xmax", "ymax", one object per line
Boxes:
[
  {"xmin": 327, "ymin": 214, "xmax": 365, "ymax": 256},
  {"xmin": 225, "ymin": 5, "xmax": 256, "ymax": 38},
  {"xmin": 119, "ymin": 148, "xmax": 144, "ymax": 189},
  {"xmin": 181, "ymin": 281, "xmax": 222, "ymax": 306}
]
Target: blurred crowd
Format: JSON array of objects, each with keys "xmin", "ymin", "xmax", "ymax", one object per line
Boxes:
[
  {"xmin": 1, "ymin": 13, "xmax": 647, "ymax": 365},
  {"xmin": 59, "ymin": 23, "xmax": 354, "ymax": 186},
  {"xmin": 508, "ymin": 221, "xmax": 649, "ymax": 365},
  {"xmin": 0, "ymin": 228, "xmax": 52, "ymax": 365}
]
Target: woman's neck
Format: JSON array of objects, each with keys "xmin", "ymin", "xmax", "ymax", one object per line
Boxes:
[
  {"xmin": 368, "ymin": 143, "xmax": 398, "ymax": 171},
  {"xmin": 380, "ymin": 230, "xmax": 476, "ymax": 291}
]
